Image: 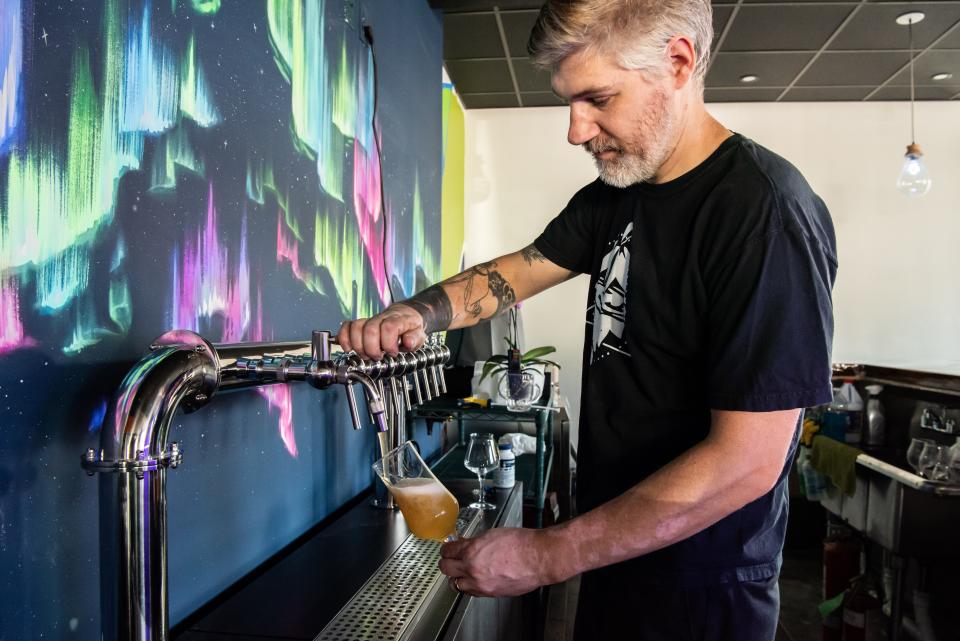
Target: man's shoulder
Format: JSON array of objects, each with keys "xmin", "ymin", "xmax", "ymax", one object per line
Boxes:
[{"xmin": 711, "ymin": 136, "xmax": 813, "ymax": 203}]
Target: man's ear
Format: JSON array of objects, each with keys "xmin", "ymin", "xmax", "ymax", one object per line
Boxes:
[{"xmin": 666, "ymin": 35, "xmax": 697, "ymax": 90}]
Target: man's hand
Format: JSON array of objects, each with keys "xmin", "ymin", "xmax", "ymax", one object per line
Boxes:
[
  {"xmin": 337, "ymin": 304, "xmax": 428, "ymax": 360},
  {"xmin": 438, "ymin": 528, "xmax": 558, "ymax": 597}
]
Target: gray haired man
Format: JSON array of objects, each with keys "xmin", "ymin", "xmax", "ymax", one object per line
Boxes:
[{"xmin": 339, "ymin": 2, "xmax": 837, "ymax": 638}]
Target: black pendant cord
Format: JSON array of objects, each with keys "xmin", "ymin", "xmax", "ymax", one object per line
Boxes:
[{"xmin": 909, "ymin": 18, "xmax": 916, "ymax": 145}]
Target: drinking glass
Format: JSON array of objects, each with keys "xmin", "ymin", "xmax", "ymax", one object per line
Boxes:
[
  {"xmin": 947, "ymin": 442, "xmax": 960, "ymax": 484},
  {"xmin": 906, "ymin": 437, "xmax": 934, "ymax": 474},
  {"xmin": 372, "ymin": 441, "xmax": 460, "ymax": 542},
  {"xmin": 499, "ymin": 371, "xmax": 542, "ymax": 412},
  {"xmin": 918, "ymin": 442, "xmax": 946, "ymax": 480},
  {"xmin": 464, "ymin": 433, "xmax": 499, "ymax": 510}
]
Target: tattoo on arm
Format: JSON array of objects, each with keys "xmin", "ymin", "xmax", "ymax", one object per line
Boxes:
[
  {"xmin": 520, "ymin": 244, "xmax": 547, "ymax": 266},
  {"xmin": 402, "ymin": 285, "xmax": 453, "ymax": 333},
  {"xmin": 404, "ymin": 259, "xmax": 518, "ymax": 331},
  {"xmin": 447, "ymin": 260, "xmax": 517, "ymax": 320}
]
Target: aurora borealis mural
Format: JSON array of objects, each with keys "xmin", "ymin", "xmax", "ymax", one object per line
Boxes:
[{"xmin": 0, "ymin": 0, "xmax": 446, "ymax": 637}]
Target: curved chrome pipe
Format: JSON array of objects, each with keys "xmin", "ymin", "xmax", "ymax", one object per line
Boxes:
[
  {"xmin": 87, "ymin": 331, "xmax": 319, "ymax": 641},
  {"xmin": 90, "ymin": 334, "xmax": 218, "ymax": 641}
]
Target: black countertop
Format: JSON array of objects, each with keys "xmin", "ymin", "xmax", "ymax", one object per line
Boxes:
[{"xmin": 174, "ymin": 472, "xmax": 521, "ymax": 641}]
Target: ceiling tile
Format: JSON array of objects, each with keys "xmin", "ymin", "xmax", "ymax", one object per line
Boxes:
[
  {"xmin": 796, "ymin": 51, "xmax": 910, "ymax": 86},
  {"xmin": 886, "ymin": 50, "xmax": 960, "ymax": 86},
  {"xmin": 705, "ymin": 87, "xmax": 784, "ymax": 102},
  {"xmin": 512, "ymin": 57, "xmax": 553, "ymax": 92},
  {"xmin": 446, "ymin": 59, "xmax": 515, "ymax": 94},
  {"xmin": 712, "ymin": 5, "xmax": 734, "ymax": 48},
  {"xmin": 521, "ymin": 92, "xmax": 565, "ymax": 107},
  {"xmin": 444, "ymin": 13, "xmax": 503, "ymax": 60},
  {"xmin": 828, "ymin": 3, "xmax": 960, "ymax": 51},
  {"xmin": 933, "ymin": 23, "xmax": 960, "ymax": 49},
  {"xmin": 430, "ymin": 1, "xmax": 542, "ymax": 11},
  {"xmin": 706, "ymin": 52, "xmax": 813, "ymax": 87},
  {"xmin": 721, "ymin": 5, "xmax": 854, "ymax": 52},
  {"xmin": 500, "ymin": 10, "xmax": 540, "ymax": 58},
  {"xmin": 868, "ymin": 85, "xmax": 960, "ymax": 101},
  {"xmin": 459, "ymin": 93, "xmax": 521, "ymax": 109},
  {"xmin": 781, "ymin": 86, "xmax": 874, "ymax": 102}
]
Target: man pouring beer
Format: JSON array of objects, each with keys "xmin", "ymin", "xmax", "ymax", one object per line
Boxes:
[{"xmin": 338, "ymin": 1, "xmax": 837, "ymax": 638}]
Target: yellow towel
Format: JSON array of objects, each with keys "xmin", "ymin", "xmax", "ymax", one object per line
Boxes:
[{"xmin": 809, "ymin": 435, "xmax": 862, "ymax": 496}]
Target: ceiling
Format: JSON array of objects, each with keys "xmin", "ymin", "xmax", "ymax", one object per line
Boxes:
[{"xmin": 429, "ymin": 1, "xmax": 960, "ymax": 108}]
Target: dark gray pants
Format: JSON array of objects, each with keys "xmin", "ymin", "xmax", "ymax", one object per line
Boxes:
[{"xmin": 573, "ymin": 571, "xmax": 780, "ymax": 641}]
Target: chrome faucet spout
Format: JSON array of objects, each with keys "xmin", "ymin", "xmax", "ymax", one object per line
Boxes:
[{"xmin": 346, "ymin": 370, "xmax": 389, "ymax": 432}]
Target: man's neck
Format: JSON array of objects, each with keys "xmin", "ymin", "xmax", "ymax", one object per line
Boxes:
[{"xmin": 651, "ymin": 101, "xmax": 730, "ymax": 184}]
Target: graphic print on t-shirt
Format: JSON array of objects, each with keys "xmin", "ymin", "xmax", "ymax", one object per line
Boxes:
[{"xmin": 588, "ymin": 221, "xmax": 632, "ymax": 363}]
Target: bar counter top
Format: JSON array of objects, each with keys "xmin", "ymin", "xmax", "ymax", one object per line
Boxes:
[{"xmin": 173, "ymin": 473, "xmax": 522, "ymax": 641}]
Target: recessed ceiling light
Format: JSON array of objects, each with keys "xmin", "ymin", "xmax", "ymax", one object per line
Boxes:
[
  {"xmin": 895, "ymin": 11, "xmax": 925, "ymax": 26},
  {"xmin": 932, "ymin": 72, "xmax": 953, "ymax": 81},
  {"xmin": 739, "ymin": 75, "xmax": 758, "ymax": 83}
]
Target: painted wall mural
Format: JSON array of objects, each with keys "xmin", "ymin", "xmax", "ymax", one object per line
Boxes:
[{"xmin": 0, "ymin": 0, "xmax": 445, "ymax": 637}]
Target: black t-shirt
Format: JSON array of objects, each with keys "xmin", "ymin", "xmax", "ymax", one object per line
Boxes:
[{"xmin": 534, "ymin": 133, "xmax": 837, "ymax": 586}]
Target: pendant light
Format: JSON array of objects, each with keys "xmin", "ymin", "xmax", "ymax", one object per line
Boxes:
[{"xmin": 895, "ymin": 11, "xmax": 932, "ymax": 198}]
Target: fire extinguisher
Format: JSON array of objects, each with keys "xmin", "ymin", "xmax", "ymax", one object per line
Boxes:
[
  {"xmin": 822, "ymin": 537, "xmax": 860, "ymax": 641},
  {"xmin": 842, "ymin": 575, "xmax": 883, "ymax": 641}
]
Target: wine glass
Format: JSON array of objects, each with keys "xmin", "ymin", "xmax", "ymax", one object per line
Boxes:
[
  {"xmin": 918, "ymin": 442, "xmax": 946, "ymax": 480},
  {"xmin": 464, "ymin": 433, "xmax": 499, "ymax": 510},
  {"xmin": 906, "ymin": 437, "xmax": 934, "ymax": 474},
  {"xmin": 372, "ymin": 441, "xmax": 460, "ymax": 542}
]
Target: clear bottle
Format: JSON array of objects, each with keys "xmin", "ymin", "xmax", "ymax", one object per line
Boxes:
[
  {"xmin": 493, "ymin": 442, "xmax": 516, "ymax": 488},
  {"xmin": 864, "ymin": 385, "xmax": 885, "ymax": 447}
]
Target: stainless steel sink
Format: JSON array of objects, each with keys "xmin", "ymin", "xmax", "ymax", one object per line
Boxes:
[{"xmin": 856, "ymin": 452, "xmax": 960, "ymax": 558}]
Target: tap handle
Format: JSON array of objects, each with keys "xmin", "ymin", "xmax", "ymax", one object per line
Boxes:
[
  {"xmin": 436, "ymin": 364, "xmax": 448, "ymax": 395},
  {"xmin": 312, "ymin": 330, "xmax": 332, "ymax": 362},
  {"xmin": 398, "ymin": 374, "xmax": 413, "ymax": 411},
  {"xmin": 389, "ymin": 377, "xmax": 405, "ymax": 420},
  {"xmin": 344, "ymin": 384, "xmax": 363, "ymax": 430},
  {"xmin": 418, "ymin": 367, "xmax": 433, "ymax": 401},
  {"xmin": 409, "ymin": 373, "xmax": 423, "ymax": 406},
  {"xmin": 426, "ymin": 362, "xmax": 441, "ymax": 397}
]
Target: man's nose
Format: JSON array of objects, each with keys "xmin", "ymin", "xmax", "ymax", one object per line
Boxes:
[{"xmin": 567, "ymin": 105, "xmax": 599, "ymax": 146}]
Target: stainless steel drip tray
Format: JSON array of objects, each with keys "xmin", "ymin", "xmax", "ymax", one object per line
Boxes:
[{"xmin": 314, "ymin": 508, "xmax": 482, "ymax": 641}]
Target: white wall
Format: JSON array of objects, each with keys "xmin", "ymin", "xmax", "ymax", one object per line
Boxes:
[{"xmin": 464, "ymin": 102, "xmax": 960, "ymax": 441}]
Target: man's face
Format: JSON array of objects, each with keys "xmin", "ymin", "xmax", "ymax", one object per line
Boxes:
[{"xmin": 552, "ymin": 49, "xmax": 679, "ymax": 187}]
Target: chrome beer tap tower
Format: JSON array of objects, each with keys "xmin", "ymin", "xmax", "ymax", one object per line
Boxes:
[{"xmin": 81, "ymin": 328, "xmax": 450, "ymax": 641}]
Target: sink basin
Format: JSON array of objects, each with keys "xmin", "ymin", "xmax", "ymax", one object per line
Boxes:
[{"xmin": 856, "ymin": 453, "xmax": 960, "ymax": 558}]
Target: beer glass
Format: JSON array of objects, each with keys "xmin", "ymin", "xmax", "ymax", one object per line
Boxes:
[{"xmin": 372, "ymin": 441, "xmax": 460, "ymax": 542}]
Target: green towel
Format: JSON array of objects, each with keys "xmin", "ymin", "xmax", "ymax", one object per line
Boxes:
[{"xmin": 809, "ymin": 435, "xmax": 862, "ymax": 496}]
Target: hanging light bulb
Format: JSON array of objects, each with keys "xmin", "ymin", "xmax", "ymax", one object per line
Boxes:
[
  {"xmin": 896, "ymin": 12, "xmax": 932, "ymax": 198},
  {"xmin": 897, "ymin": 143, "xmax": 932, "ymax": 197}
]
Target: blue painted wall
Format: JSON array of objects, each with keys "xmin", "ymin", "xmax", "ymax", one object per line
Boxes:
[{"xmin": 0, "ymin": 0, "xmax": 444, "ymax": 637}]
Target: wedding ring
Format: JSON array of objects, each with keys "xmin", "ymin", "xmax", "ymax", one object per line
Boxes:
[{"xmin": 454, "ymin": 578, "xmax": 462, "ymax": 593}]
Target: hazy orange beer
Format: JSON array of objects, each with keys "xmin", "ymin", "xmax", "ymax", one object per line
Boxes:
[{"xmin": 373, "ymin": 441, "xmax": 460, "ymax": 542}]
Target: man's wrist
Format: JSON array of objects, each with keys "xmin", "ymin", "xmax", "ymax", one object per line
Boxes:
[
  {"xmin": 536, "ymin": 524, "xmax": 581, "ymax": 585},
  {"xmin": 400, "ymin": 285, "xmax": 453, "ymax": 333}
]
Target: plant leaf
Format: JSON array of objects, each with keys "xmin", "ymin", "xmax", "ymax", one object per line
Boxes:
[
  {"xmin": 486, "ymin": 354, "xmax": 508, "ymax": 363},
  {"xmin": 521, "ymin": 346, "xmax": 556, "ymax": 361},
  {"xmin": 525, "ymin": 358, "xmax": 561, "ymax": 369},
  {"xmin": 479, "ymin": 362, "xmax": 506, "ymax": 384}
]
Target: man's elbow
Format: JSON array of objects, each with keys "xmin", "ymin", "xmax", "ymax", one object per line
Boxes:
[{"xmin": 743, "ymin": 461, "xmax": 785, "ymax": 502}]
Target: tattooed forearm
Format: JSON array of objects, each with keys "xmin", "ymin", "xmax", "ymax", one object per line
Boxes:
[
  {"xmin": 447, "ymin": 260, "xmax": 517, "ymax": 321},
  {"xmin": 520, "ymin": 244, "xmax": 547, "ymax": 266},
  {"xmin": 486, "ymin": 271, "xmax": 516, "ymax": 315},
  {"xmin": 401, "ymin": 284, "xmax": 453, "ymax": 332}
]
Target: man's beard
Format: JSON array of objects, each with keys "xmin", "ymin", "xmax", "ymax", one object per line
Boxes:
[{"xmin": 585, "ymin": 91, "xmax": 674, "ymax": 188}]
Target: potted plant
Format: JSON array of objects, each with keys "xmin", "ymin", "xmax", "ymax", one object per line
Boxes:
[{"xmin": 478, "ymin": 308, "xmax": 560, "ymax": 411}]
